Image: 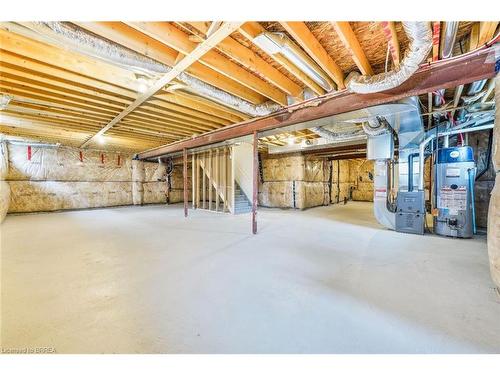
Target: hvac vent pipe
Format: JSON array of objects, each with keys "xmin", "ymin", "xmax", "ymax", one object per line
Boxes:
[
  {"xmin": 347, "ymin": 22, "xmax": 432, "ymax": 94},
  {"xmin": 7, "ymin": 22, "xmax": 281, "ymax": 117}
]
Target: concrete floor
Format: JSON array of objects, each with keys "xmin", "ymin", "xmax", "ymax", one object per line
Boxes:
[{"xmin": 1, "ymin": 202, "xmax": 500, "ymax": 354}]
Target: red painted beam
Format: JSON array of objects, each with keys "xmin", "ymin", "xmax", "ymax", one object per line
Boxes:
[
  {"xmin": 183, "ymin": 148, "xmax": 188, "ymax": 217},
  {"xmin": 137, "ymin": 46, "xmax": 498, "ymax": 160}
]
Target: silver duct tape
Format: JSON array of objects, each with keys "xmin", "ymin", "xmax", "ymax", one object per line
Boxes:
[
  {"xmin": 348, "ymin": 22, "xmax": 433, "ymax": 94},
  {"xmin": 25, "ymin": 22, "xmax": 281, "ymax": 117}
]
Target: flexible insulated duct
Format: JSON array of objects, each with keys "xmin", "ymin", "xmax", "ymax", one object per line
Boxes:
[
  {"xmin": 347, "ymin": 22, "xmax": 432, "ymax": 94},
  {"xmin": 310, "ymin": 123, "xmax": 366, "ymax": 144},
  {"xmin": 362, "ymin": 116, "xmax": 391, "ymax": 137},
  {"xmin": 434, "ymin": 22, "xmax": 459, "ymax": 107},
  {"xmin": 8, "ymin": 22, "xmax": 281, "ymax": 117}
]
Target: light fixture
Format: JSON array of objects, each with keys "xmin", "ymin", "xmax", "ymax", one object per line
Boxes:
[
  {"xmin": 287, "ymin": 136, "xmax": 295, "ymax": 145},
  {"xmin": 301, "ymin": 139, "xmax": 312, "ymax": 147},
  {"xmin": 97, "ymin": 135, "xmax": 105, "ymax": 144},
  {"xmin": 0, "ymin": 94, "xmax": 12, "ymax": 110},
  {"xmin": 135, "ymin": 74, "xmax": 150, "ymax": 94},
  {"xmin": 253, "ymin": 32, "xmax": 332, "ymax": 91}
]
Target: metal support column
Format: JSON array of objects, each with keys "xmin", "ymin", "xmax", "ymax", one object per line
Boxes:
[
  {"xmin": 252, "ymin": 131, "xmax": 258, "ymax": 234},
  {"xmin": 183, "ymin": 148, "xmax": 188, "ymax": 217}
]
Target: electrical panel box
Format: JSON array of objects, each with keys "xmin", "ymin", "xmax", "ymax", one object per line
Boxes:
[
  {"xmin": 434, "ymin": 146, "xmax": 475, "ymax": 238},
  {"xmin": 395, "ymin": 191, "xmax": 425, "ymax": 235}
]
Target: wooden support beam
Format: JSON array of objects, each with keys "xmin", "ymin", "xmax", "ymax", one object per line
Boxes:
[
  {"xmin": 427, "ymin": 92, "xmax": 433, "ymax": 129},
  {"xmin": 331, "ymin": 22, "xmax": 374, "ymax": 76},
  {"xmin": 280, "ymin": 21, "xmax": 345, "ymax": 89},
  {"xmin": 252, "ymin": 131, "xmax": 258, "ymax": 235},
  {"xmin": 80, "ymin": 22, "xmax": 242, "ymax": 148},
  {"xmin": 137, "ymin": 45, "xmax": 497, "ymax": 160},
  {"xmin": 481, "ymin": 79, "xmax": 495, "ymax": 103},
  {"xmin": 380, "ymin": 21, "xmax": 400, "ymax": 67},
  {"xmin": 432, "ymin": 22, "xmax": 441, "ymax": 62},
  {"xmin": 478, "ymin": 22, "xmax": 499, "ymax": 46},
  {"xmin": 183, "ymin": 148, "xmax": 188, "ymax": 217},
  {"xmin": 450, "ymin": 84, "xmax": 464, "ymax": 120}
]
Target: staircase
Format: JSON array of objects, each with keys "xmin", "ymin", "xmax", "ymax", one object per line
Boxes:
[
  {"xmin": 234, "ymin": 182, "xmax": 252, "ymax": 214},
  {"xmin": 194, "ymin": 147, "xmax": 232, "ymax": 213}
]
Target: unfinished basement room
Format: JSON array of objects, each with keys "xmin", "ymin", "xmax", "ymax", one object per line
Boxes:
[{"xmin": 1, "ymin": 13, "xmax": 500, "ymax": 358}]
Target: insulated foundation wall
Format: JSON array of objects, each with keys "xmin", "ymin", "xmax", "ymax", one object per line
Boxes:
[
  {"xmin": 258, "ymin": 153, "xmax": 374, "ymax": 209},
  {"xmin": 0, "ymin": 141, "xmax": 10, "ymax": 222},
  {"xmin": 487, "ymin": 73, "xmax": 500, "ymax": 290},
  {"xmin": 168, "ymin": 162, "xmax": 192, "ymax": 204},
  {"xmin": 470, "ymin": 131, "xmax": 496, "ymax": 228},
  {"xmin": 1, "ymin": 141, "xmax": 167, "ymax": 215},
  {"xmin": 258, "ymin": 153, "xmax": 329, "ymax": 209}
]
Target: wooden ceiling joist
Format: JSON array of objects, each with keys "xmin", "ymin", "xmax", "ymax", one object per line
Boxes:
[
  {"xmin": 185, "ymin": 22, "xmax": 304, "ymax": 99},
  {"xmin": 380, "ymin": 21, "xmax": 400, "ymax": 67},
  {"xmin": 1, "ymin": 64, "xmax": 237, "ymax": 134},
  {"xmin": 136, "ymin": 45, "xmax": 497, "ymax": 159},
  {"xmin": 280, "ymin": 21, "xmax": 345, "ymax": 89},
  {"xmin": 74, "ymin": 22, "xmax": 265, "ymax": 105},
  {"xmin": 331, "ymin": 22, "xmax": 374, "ymax": 76},
  {"xmin": 0, "ymin": 21, "xmax": 485, "ymax": 153},
  {"xmin": 125, "ymin": 22, "xmax": 288, "ymax": 105},
  {"xmin": 478, "ymin": 21, "xmax": 499, "ymax": 46},
  {"xmin": 79, "ymin": 22, "xmax": 243, "ymax": 148},
  {"xmin": 2, "ymin": 48, "xmax": 240, "ymax": 128},
  {"xmin": 239, "ymin": 22, "xmax": 326, "ymax": 96}
]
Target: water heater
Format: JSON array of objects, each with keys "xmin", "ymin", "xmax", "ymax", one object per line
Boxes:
[{"xmin": 434, "ymin": 146, "xmax": 475, "ymax": 238}]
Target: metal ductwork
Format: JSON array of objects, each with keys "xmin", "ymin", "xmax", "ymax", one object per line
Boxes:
[
  {"xmin": 347, "ymin": 22, "xmax": 432, "ymax": 94},
  {"xmin": 3, "ymin": 21, "xmax": 281, "ymax": 117},
  {"xmin": 433, "ymin": 22, "xmax": 460, "ymax": 108},
  {"xmin": 253, "ymin": 32, "xmax": 334, "ymax": 92},
  {"xmin": 310, "ymin": 123, "xmax": 366, "ymax": 143},
  {"xmin": 439, "ymin": 21, "xmax": 459, "ymax": 60},
  {"xmin": 362, "ymin": 116, "xmax": 391, "ymax": 137},
  {"xmin": 361, "ymin": 97, "xmax": 425, "ymax": 231},
  {"xmin": 457, "ymin": 79, "xmax": 489, "ymax": 121}
]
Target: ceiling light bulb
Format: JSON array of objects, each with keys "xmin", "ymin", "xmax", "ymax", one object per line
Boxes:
[
  {"xmin": 287, "ymin": 137, "xmax": 295, "ymax": 145},
  {"xmin": 137, "ymin": 81, "xmax": 148, "ymax": 93},
  {"xmin": 97, "ymin": 135, "xmax": 105, "ymax": 144},
  {"xmin": 135, "ymin": 75, "xmax": 150, "ymax": 94}
]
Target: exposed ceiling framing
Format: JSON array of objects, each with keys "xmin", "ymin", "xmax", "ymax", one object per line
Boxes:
[{"xmin": 0, "ymin": 21, "xmax": 495, "ymax": 154}]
